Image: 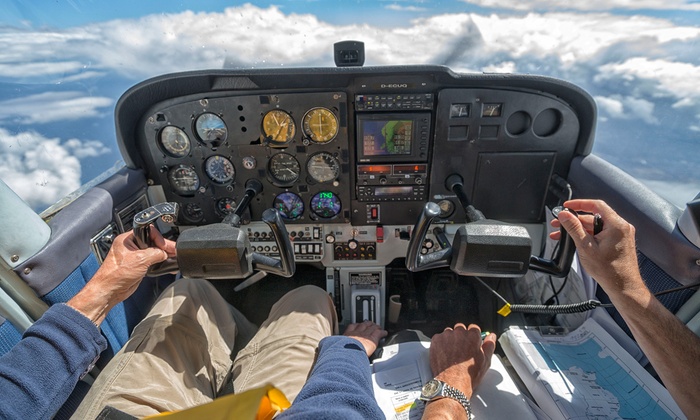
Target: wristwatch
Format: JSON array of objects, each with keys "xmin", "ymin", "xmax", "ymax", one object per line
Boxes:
[{"xmin": 419, "ymin": 378, "xmax": 473, "ymax": 419}]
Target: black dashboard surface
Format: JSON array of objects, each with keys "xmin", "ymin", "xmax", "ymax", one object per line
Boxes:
[{"xmin": 115, "ymin": 66, "xmax": 596, "ymax": 228}]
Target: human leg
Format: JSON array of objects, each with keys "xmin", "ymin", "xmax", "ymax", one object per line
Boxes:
[
  {"xmin": 73, "ymin": 278, "xmax": 254, "ymax": 418},
  {"xmin": 232, "ymin": 285, "xmax": 337, "ymax": 402}
]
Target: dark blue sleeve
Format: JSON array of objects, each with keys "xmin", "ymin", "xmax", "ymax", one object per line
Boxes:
[
  {"xmin": 0, "ymin": 303, "xmax": 107, "ymax": 420},
  {"xmin": 278, "ymin": 335, "xmax": 384, "ymax": 419}
]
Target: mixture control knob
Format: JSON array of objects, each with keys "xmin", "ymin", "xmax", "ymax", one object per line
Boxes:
[{"xmin": 347, "ymin": 239, "xmax": 359, "ymax": 250}]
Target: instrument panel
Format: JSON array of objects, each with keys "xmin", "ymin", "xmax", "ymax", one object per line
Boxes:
[
  {"xmin": 122, "ymin": 67, "xmax": 595, "ymax": 235},
  {"xmin": 140, "ymin": 91, "xmax": 351, "ymax": 225}
]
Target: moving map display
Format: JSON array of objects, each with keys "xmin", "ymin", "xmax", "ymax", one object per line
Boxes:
[{"xmin": 361, "ymin": 120, "xmax": 413, "ymax": 156}]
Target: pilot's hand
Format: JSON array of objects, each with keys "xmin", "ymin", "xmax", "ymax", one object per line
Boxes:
[
  {"xmin": 67, "ymin": 226, "xmax": 176, "ymax": 327},
  {"xmin": 549, "ymin": 199, "xmax": 643, "ymax": 296},
  {"xmin": 343, "ymin": 320, "xmax": 388, "ymax": 357},
  {"xmin": 429, "ymin": 323, "xmax": 496, "ymax": 399}
]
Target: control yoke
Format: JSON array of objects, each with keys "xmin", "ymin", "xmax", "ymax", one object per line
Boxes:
[
  {"xmin": 406, "ymin": 174, "xmax": 575, "ymax": 278},
  {"xmin": 133, "ymin": 179, "xmax": 295, "ymax": 279}
]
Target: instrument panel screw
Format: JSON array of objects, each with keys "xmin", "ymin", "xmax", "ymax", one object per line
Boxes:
[
  {"xmin": 10, "ymin": 255, "xmax": 19, "ymax": 263},
  {"xmin": 696, "ymin": 259, "xmax": 700, "ymax": 266},
  {"xmin": 23, "ymin": 267, "xmax": 31, "ymax": 275},
  {"xmin": 200, "ymin": 98, "xmax": 209, "ymax": 107}
]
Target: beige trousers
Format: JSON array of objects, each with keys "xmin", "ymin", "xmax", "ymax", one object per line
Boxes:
[{"xmin": 72, "ymin": 278, "xmax": 337, "ymax": 419}]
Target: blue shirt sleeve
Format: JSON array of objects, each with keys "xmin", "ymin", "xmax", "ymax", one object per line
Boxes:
[
  {"xmin": 0, "ymin": 303, "xmax": 107, "ymax": 420},
  {"xmin": 278, "ymin": 335, "xmax": 384, "ymax": 419}
]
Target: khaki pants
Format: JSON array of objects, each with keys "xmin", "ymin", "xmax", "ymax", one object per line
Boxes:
[{"xmin": 73, "ymin": 278, "xmax": 337, "ymax": 419}]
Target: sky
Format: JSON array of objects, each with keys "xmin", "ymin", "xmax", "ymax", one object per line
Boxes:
[{"xmin": 0, "ymin": 0, "xmax": 699, "ymax": 210}]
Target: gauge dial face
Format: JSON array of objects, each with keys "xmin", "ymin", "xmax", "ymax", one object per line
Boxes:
[
  {"xmin": 183, "ymin": 202, "xmax": 204, "ymax": 221},
  {"xmin": 306, "ymin": 152, "xmax": 340, "ymax": 183},
  {"xmin": 159, "ymin": 126, "xmax": 191, "ymax": 158},
  {"xmin": 195, "ymin": 113, "xmax": 227, "ymax": 143},
  {"xmin": 168, "ymin": 165, "xmax": 200, "ymax": 196},
  {"xmin": 216, "ymin": 197, "xmax": 237, "ymax": 216},
  {"xmin": 268, "ymin": 153, "xmax": 301, "ymax": 185},
  {"xmin": 302, "ymin": 107, "xmax": 339, "ymax": 143},
  {"xmin": 482, "ymin": 103, "xmax": 503, "ymax": 117},
  {"xmin": 262, "ymin": 109, "xmax": 296, "ymax": 144},
  {"xmin": 273, "ymin": 192, "xmax": 304, "ymax": 220},
  {"xmin": 310, "ymin": 191, "xmax": 341, "ymax": 219},
  {"xmin": 204, "ymin": 155, "xmax": 235, "ymax": 184}
]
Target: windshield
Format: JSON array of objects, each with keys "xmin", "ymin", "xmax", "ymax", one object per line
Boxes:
[{"xmin": 1, "ymin": 0, "xmax": 698, "ymax": 212}]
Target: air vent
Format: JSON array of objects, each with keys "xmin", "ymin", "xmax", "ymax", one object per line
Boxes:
[{"xmin": 116, "ymin": 195, "xmax": 149, "ymax": 232}]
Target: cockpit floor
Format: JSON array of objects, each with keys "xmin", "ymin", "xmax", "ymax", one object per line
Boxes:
[{"xmin": 213, "ymin": 263, "xmax": 484, "ymax": 339}]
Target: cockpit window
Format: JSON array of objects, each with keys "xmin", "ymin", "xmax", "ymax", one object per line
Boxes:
[{"xmin": 1, "ymin": 1, "xmax": 698, "ymax": 211}]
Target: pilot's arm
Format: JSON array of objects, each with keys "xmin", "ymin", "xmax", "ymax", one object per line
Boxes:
[
  {"xmin": 0, "ymin": 228, "xmax": 173, "ymax": 419},
  {"xmin": 277, "ymin": 321, "xmax": 387, "ymax": 419},
  {"xmin": 554, "ymin": 199, "xmax": 700, "ymax": 419}
]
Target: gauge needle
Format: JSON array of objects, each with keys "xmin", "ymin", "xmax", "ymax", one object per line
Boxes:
[{"xmin": 274, "ymin": 122, "xmax": 287, "ymax": 140}]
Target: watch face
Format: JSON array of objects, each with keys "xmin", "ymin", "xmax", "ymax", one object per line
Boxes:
[{"xmin": 421, "ymin": 379, "xmax": 442, "ymax": 399}]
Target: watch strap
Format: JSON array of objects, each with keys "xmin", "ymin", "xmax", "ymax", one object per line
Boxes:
[{"xmin": 440, "ymin": 382, "xmax": 473, "ymax": 420}]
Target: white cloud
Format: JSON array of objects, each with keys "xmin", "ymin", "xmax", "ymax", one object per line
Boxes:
[
  {"xmin": 385, "ymin": 4, "xmax": 428, "ymax": 12},
  {"xmin": 0, "ymin": 127, "xmax": 109, "ymax": 209},
  {"xmin": 467, "ymin": 13, "xmax": 700, "ymax": 66},
  {"xmin": 483, "ymin": 61, "xmax": 517, "ymax": 73},
  {"xmin": 596, "ymin": 58, "xmax": 700, "ymax": 102},
  {"xmin": 460, "ymin": 0, "xmax": 700, "ymax": 11},
  {"xmin": 595, "ymin": 95, "xmax": 658, "ymax": 123},
  {"xmin": 63, "ymin": 138, "xmax": 111, "ymax": 159},
  {"xmin": 0, "ymin": 91, "xmax": 113, "ymax": 124}
]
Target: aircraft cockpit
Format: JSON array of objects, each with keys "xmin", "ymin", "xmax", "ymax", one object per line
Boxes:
[{"xmin": 1, "ymin": 39, "xmax": 699, "ymax": 419}]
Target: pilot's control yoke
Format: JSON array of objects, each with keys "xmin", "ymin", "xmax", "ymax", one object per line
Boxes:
[
  {"xmin": 133, "ymin": 179, "xmax": 295, "ymax": 279},
  {"xmin": 406, "ymin": 174, "xmax": 575, "ymax": 278}
]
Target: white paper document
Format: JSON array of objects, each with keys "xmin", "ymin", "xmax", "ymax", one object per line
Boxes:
[
  {"xmin": 372, "ymin": 341, "xmax": 537, "ymax": 420},
  {"xmin": 499, "ymin": 318, "xmax": 686, "ymax": 420}
]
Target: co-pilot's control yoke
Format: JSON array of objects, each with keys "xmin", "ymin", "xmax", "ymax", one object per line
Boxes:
[{"xmin": 406, "ymin": 174, "xmax": 575, "ymax": 278}]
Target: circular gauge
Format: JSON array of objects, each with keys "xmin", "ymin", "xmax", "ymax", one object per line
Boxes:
[
  {"xmin": 183, "ymin": 202, "xmax": 204, "ymax": 221},
  {"xmin": 268, "ymin": 153, "xmax": 301, "ymax": 185},
  {"xmin": 273, "ymin": 192, "xmax": 304, "ymax": 220},
  {"xmin": 204, "ymin": 155, "xmax": 235, "ymax": 184},
  {"xmin": 159, "ymin": 126, "xmax": 191, "ymax": 158},
  {"xmin": 310, "ymin": 191, "xmax": 341, "ymax": 219},
  {"xmin": 306, "ymin": 152, "xmax": 340, "ymax": 183},
  {"xmin": 195, "ymin": 113, "xmax": 227, "ymax": 143},
  {"xmin": 262, "ymin": 109, "xmax": 296, "ymax": 145},
  {"xmin": 168, "ymin": 165, "xmax": 200, "ymax": 196},
  {"xmin": 302, "ymin": 107, "xmax": 339, "ymax": 143},
  {"xmin": 216, "ymin": 197, "xmax": 237, "ymax": 216},
  {"xmin": 437, "ymin": 199, "xmax": 455, "ymax": 218}
]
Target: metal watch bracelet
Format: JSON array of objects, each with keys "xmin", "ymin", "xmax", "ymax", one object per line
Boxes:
[{"xmin": 440, "ymin": 382, "xmax": 473, "ymax": 420}]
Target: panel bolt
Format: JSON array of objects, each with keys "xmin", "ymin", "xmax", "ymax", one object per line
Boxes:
[
  {"xmin": 23, "ymin": 267, "xmax": 31, "ymax": 275},
  {"xmin": 10, "ymin": 255, "xmax": 19, "ymax": 263}
]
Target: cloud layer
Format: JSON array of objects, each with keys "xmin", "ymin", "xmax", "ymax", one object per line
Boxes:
[
  {"xmin": 0, "ymin": 128, "xmax": 110, "ymax": 209},
  {"xmin": 460, "ymin": 0, "xmax": 700, "ymax": 11}
]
